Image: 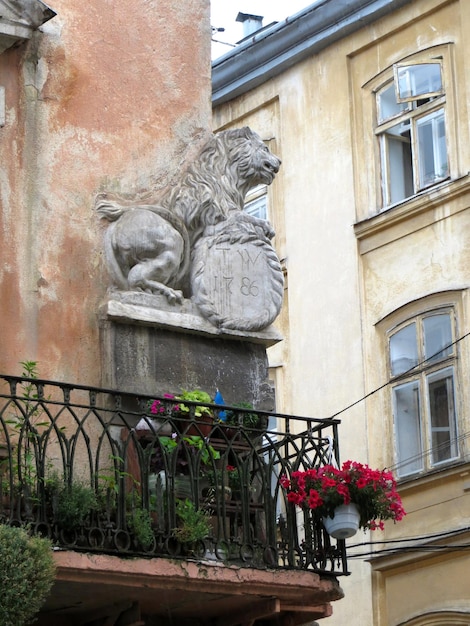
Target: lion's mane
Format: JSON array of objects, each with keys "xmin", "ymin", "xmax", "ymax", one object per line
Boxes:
[{"xmin": 162, "ymin": 127, "xmax": 267, "ymax": 245}]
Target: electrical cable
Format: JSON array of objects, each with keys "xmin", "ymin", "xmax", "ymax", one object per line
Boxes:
[
  {"xmin": 344, "ymin": 522, "xmax": 470, "ymax": 562},
  {"xmin": 320, "ymin": 330, "xmax": 470, "ymax": 473},
  {"xmin": 309, "ymin": 333, "xmax": 470, "ymax": 562},
  {"xmin": 328, "ymin": 330, "xmax": 470, "ymax": 420},
  {"xmin": 348, "ymin": 543, "xmax": 470, "ymax": 559},
  {"xmin": 387, "ymin": 429, "xmax": 470, "ymax": 474},
  {"xmin": 348, "ymin": 525, "xmax": 470, "ymax": 549}
]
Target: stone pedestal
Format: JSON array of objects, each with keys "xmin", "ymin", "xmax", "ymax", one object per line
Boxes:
[{"xmin": 100, "ymin": 292, "xmax": 281, "ymax": 411}]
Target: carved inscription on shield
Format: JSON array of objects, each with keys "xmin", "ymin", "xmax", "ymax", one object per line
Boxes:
[{"xmin": 191, "ymin": 224, "xmax": 284, "ymax": 332}]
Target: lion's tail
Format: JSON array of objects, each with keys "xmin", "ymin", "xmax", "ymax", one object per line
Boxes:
[{"xmin": 95, "ymin": 195, "xmax": 128, "ymax": 222}]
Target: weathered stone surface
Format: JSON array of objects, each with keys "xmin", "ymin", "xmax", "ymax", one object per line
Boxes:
[
  {"xmin": 102, "ymin": 292, "xmax": 282, "ymax": 346},
  {"xmin": 44, "ymin": 550, "xmax": 343, "ymax": 621},
  {"xmin": 100, "ymin": 317, "xmax": 276, "ymax": 412}
]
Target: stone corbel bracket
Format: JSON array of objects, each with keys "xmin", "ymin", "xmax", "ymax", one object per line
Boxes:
[{"xmin": 0, "ymin": 0, "xmax": 55, "ymax": 54}]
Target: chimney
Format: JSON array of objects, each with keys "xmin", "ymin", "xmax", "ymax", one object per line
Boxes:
[{"xmin": 236, "ymin": 12, "xmax": 264, "ymax": 38}]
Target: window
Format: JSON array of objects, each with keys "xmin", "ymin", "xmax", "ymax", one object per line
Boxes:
[
  {"xmin": 244, "ymin": 184, "xmax": 268, "ymax": 220},
  {"xmin": 389, "ymin": 310, "xmax": 459, "ymax": 478},
  {"xmin": 400, "ymin": 611, "xmax": 470, "ymax": 626},
  {"xmin": 376, "ymin": 60, "xmax": 449, "ymax": 207}
]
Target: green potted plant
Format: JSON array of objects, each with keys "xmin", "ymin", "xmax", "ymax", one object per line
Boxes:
[
  {"xmin": 280, "ymin": 460, "xmax": 406, "ymax": 539},
  {"xmin": 177, "ymin": 390, "xmax": 212, "ymax": 417},
  {"xmin": 127, "ymin": 507, "xmax": 155, "ymax": 550},
  {"xmin": 55, "ymin": 480, "xmax": 99, "ymax": 531},
  {"xmin": 0, "ymin": 524, "xmax": 56, "ymax": 625},
  {"xmin": 2, "ymin": 361, "xmax": 49, "ymax": 517},
  {"xmin": 224, "ymin": 401, "xmax": 260, "ymax": 429},
  {"xmin": 176, "ymin": 390, "xmax": 214, "ymax": 436},
  {"xmin": 172, "ymin": 498, "xmax": 211, "ymax": 548},
  {"xmin": 155, "ymin": 434, "xmax": 220, "ymax": 470}
]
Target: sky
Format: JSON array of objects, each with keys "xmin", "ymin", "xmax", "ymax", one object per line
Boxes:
[{"xmin": 211, "ymin": 0, "xmax": 317, "ymax": 60}]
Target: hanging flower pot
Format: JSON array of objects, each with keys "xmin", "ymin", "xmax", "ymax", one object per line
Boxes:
[
  {"xmin": 322, "ymin": 502, "xmax": 360, "ymax": 539},
  {"xmin": 279, "ymin": 461, "xmax": 406, "ymax": 535}
]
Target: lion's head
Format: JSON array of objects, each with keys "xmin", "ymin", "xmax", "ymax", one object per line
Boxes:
[
  {"xmin": 218, "ymin": 127, "xmax": 281, "ymax": 193},
  {"xmin": 164, "ymin": 127, "xmax": 281, "ymax": 245}
]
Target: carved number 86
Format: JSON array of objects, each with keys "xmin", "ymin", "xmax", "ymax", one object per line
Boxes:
[{"xmin": 240, "ymin": 277, "xmax": 259, "ymax": 297}]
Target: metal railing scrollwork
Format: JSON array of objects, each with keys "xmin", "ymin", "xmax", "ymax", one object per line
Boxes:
[{"xmin": 0, "ymin": 374, "xmax": 348, "ymax": 576}]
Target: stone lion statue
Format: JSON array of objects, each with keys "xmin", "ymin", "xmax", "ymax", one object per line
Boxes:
[{"xmin": 96, "ymin": 127, "xmax": 281, "ymax": 306}]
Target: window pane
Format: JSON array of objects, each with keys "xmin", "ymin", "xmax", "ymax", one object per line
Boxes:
[
  {"xmin": 416, "ymin": 109, "xmax": 448, "ymax": 188},
  {"xmin": 427, "ymin": 368, "xmax": 458, "ymax": 465},
  {"xmin": 423, "ymin": 313, "xmax": 453, "ymax": 361},
  {"xmin": 393, "ymin": 381, "xmax": 423, "ymax": 476},
  {"xmin": 383, "ymin": 123, "xmax": 414, "ymax": 204},
  {"xmin": 377, "ymin": 82, "xmax": 408, "ymax": 123},
  {"xmin": 390, "ymin": 323, "xmax": 418, "ymax": 376},
  {"xmin": 396, "ymin": 63, "xmax": 443, "ymax": 100},
  {"xmin": 245, "ymin": 194, "xmax": 267, "ymax": 220}
]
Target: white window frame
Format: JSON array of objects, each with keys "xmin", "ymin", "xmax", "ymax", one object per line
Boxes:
[
  {"xmin": 394, "ymin": 62, "xmax": 444, "ymax": 102},
  {"xmin": 388, "ymin": 309, "xmax": 459, "ymax": 478},
  {"xmin": 375, "ymin": 55, "xmax": 450, "ymax": 207},
  {"xmin": 244, "ymin": 184, "xmax": 268, "ymax": 221}
]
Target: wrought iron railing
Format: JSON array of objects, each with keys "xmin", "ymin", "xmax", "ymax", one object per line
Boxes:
[{"xmin": 0, "ymin": 374, "xmax": 348, "ymax": 575}]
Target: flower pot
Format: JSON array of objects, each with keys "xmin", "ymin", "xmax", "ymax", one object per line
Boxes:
[
  {"xmin": 183, "ymin": 413, "xmax": 214, "ymax": 438},
  {"xmin": 322, "ymin": 503, "xmax": 360, "ymax": 539}
]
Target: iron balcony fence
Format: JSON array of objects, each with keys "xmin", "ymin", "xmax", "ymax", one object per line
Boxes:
[{"xmin": 0, "ymin": 374, "xmax": 348, "ymax": 576}]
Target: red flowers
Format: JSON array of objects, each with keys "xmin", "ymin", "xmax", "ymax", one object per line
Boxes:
[
  {"xmin": 280, "ymin": 460, "xmax": 406, "ymax": 531},
  {"xmin": 307, "ymin": 489, "xmax": 323, "ymax": 509}
]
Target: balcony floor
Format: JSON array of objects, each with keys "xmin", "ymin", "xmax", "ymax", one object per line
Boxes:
[{"xmin": 38, "ymin": 550, "xmax": 344, "ymax": 626}]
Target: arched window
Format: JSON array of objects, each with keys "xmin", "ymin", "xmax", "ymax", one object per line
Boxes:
[{"xmin": 398, "ymin": 610, "xmax": 470, "ymax": 626}]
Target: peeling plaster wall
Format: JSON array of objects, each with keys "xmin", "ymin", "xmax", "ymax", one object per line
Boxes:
[{"xmin": 0, "ymin": 0, "xmax": 211, "ymax": 383}]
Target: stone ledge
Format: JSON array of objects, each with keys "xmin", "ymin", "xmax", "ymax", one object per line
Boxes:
[
  {"xmin": 0, "ymin": 0, "xmax": 56, "ymax": 54},
  {"xmin": 101, "ymin": 291, "xmax": 282, "ymax": 348}
]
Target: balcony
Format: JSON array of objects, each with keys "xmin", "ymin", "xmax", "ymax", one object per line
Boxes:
[{"xmin": 0, "ymin": 374, "xmax": 347, "ymax": 625}]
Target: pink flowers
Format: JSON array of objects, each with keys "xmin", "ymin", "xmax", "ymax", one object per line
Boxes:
[
  {"xmin": 150, "ymin": 400, "xmax": 165, "ymax": 415},
  {"xmin": 149, "ymin": 394, "xmax": 180, "ymax": 415},
  {"xmin": 280, "ymin": 460, "xmax": 406, "ymax": 531}
]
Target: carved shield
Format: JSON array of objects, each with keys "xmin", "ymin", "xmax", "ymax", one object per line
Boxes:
[{"xmin": 190, "ymin": 223, "xmax": 284, "ymax": 331}]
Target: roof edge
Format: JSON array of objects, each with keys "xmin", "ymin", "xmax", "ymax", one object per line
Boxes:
[{"xmin": 212, "ymin": 0, "xmax": 412, "ymax": 106}]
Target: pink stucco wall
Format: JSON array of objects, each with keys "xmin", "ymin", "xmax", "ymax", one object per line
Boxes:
[{"xmin": 0, "ymin": 0, "xmax": 211, "ymax": 384}]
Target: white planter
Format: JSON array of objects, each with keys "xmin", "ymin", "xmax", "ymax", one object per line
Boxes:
[{"xmin": 323, "ymin": 503, "xmax": 360, "ymax": 539}]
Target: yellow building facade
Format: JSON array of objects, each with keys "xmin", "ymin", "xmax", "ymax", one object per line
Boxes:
[{"xmin": 213, "ymin": 1, "xmax": 470, "ymax": 624}]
